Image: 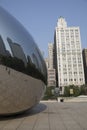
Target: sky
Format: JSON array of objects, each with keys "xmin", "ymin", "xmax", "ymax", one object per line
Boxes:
[{"xmin": 0, "ymin": 0, "xmax": 87, "ymax": 57}]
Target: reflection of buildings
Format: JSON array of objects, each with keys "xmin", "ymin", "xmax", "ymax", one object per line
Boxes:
[
  {"xmin": 0, "ymin": 35, "xmax": 6, "ymax": 55},
  {"xmin": 7, "ymin": 37, "xmax": 27, "ymax": 66},
  {"xmin": 54, "ymin": 17, "xmax": 85, "ymax": 93},
  {"xmin": 35, "ymin": 47, "xmax": 46, "ymax": 75},
  {"xmin": 0, "ymin": 6, "xmax": 47, "ymax": 115},
  {"xmin": 0, "ymin": 35, "xmax": 10, "ymax": 56},
  {"xmin": 82, "ymin": 49, "xmax": 87, "ymax": 84},
  {"xmin": 32, "ymin": 53, "xmax": 39, "ymax": 69}
]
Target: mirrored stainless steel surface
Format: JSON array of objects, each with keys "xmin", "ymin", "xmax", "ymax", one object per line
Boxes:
[{"xmin": 0, "ymin": 7, "xmax": 47, "ymax": 115}]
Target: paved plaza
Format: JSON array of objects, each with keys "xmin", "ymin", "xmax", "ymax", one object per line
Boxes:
[{"xmin": 0, "ymin": 101, "xmax": 87, "ymax": 130}]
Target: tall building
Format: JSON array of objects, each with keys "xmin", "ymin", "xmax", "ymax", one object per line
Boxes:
[
  {"xmin": 45, "ymin": 58, "xmax": 49, "ymax": 68},
  {"xmin": 48, "ymin": 43, "xmax": 54, "ymax": 68},
  {"xmin": 46, "ymin": 43, "xmax": 56, "ymax": 87},
  {"xmin": 47, "ymin": 68, "xmax": 56, "ymax": 87},
  {"xmin": 82, "ymin": 49, "xmax": 87, "ymax": 84},
  {"xmin": 54, "ymin": 17, "xmax": 85, "ymax": 93}
]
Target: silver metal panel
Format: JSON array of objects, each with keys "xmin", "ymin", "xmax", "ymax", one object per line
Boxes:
[{"xmin": 0, "ymin": 7, "xmax": 47, "ymax": 115}]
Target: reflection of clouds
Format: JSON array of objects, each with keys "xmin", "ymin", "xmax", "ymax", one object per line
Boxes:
[{"xmin": 7, "ymin": 37, "xmax": 27, "ymax": 66}]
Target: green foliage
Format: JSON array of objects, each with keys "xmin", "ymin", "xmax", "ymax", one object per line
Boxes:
[
  {"xmin": 64, "ymin": 85, "xmax": 81, "ymax": 97},
  {"xmin": 43, "ymin": 84, "xmax": 87, "ymax": 99},
  {"xmin": 64, "ymin": 86, "xmax": 70, "ymax": 97},
  {"xmin": 43, "ymin": 86, "xmax": 56, "ymax": 100},
  {"xmin": 73, "ymin": 85, "xmax": 81, "ymax": 97},
  {"xmin": 80, "ymin": 84, "xmax": 87, "ymax": 95}
]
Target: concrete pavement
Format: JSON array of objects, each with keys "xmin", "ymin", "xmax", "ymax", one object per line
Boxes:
[
  {"xmin": 58, "ymin": 96, "xmax": 87, "ymax": 102},
  {"xmin": 0, "ymin": 101, "xmax": 87, "ymax": 130}
]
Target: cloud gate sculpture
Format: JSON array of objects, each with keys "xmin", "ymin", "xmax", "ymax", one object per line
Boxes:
[{"xmin": 0, "ymin": 7, "xmax": 47, "ymax": 115}]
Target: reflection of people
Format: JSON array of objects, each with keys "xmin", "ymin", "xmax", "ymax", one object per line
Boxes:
[
  {"xmin": 8, "ymin": 69, "xmax": 10, "ymax": 75},
  {"xmin": 27, "ymin": 55, "xmax": 32, "ymax": 64},
  {"xmin": 5, "ymin": 66, "xmax": 7, "ymax": 71},
  {"xmin": 5, "ymin": 66, "xmax": 10, "ymax": 75}
]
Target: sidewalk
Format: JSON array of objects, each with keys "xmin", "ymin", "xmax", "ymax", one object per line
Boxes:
[
  {"xmin": 0, "ymin": 101, "xmax": 87, "ymax": 130},
  {"xmin": 59, "ymin": 96, "xmax": 87, "ymax": 102}
]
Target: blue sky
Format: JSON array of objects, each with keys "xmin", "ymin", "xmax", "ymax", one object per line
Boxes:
[{"xmin": 0, "ymin": 0, "xmax": 87, "ymax": 57}]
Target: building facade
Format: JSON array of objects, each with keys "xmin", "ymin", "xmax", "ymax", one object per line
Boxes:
[
  {"xmin": 48, "ymin": 43, "xmax": 54, "ymax": 68},
  {"xmin": 45, "ymin": 43, "xmax": 56, "ymax": 87},
  {"xmin": 82, "ymin": 49, "xmax": 87, "ymax": 84},
  {"xmin": 47, "ymin": 68, "xmax": 56, "ymax": 87},
  {"xmin": 54, "ymin": 17, "xmax": 85, "ymax": 93},
  {"xmin": 45, "ymin": 58, "xmax": 49, "ymax": 68},
  {"xmin": 48, "ymin": 43, "xmax": 56, "ymax": 87}
]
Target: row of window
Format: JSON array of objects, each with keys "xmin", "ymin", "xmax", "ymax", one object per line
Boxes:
[
  {"xmin": 57, "ymin": 38, "xmax": 80, "ymax": 43},
  {"xmin": 59, "ymin": 73, "xmax": 83, "ymax": 77},
  {"xmin": 62, "ymin": 71, "xmax": 83, "ymax": 74},
  {"xmin": 62, "ymin": 78, "xmax": 83, "ymax": 82},
  {"xmin": 57, "ymin": 29, "xmax": 79, "ymax": 33}
]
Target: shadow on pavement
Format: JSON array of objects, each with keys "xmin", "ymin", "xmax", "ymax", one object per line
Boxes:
[{"xmin": 0, "ymin": 103, "xmax": 47, "ymax": 121}]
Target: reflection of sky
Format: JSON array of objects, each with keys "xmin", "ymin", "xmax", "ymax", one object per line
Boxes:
[
  {"xmin": 0, "ymin": 7, "xmax": 35, "ymax": 57},
  {"xmin": 0, "ymin": 7, "xmax": 47, "ymax": 77}
]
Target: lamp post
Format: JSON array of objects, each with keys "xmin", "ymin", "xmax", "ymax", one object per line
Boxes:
[{"xmin": 54, "ymin": 87, "xmax": 60, "ymax": 101}]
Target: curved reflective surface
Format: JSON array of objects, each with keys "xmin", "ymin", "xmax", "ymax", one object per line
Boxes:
[{"xmin": 0, "ymin": 7, "xmax": 47, "ymax": 115}]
